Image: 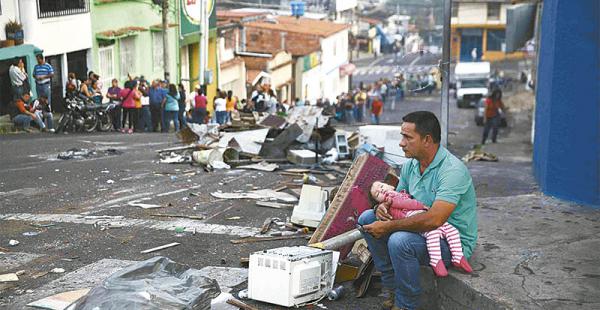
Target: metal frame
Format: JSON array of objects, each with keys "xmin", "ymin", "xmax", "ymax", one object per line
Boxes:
[{"xmin": 37, "ymin": 0, "xmax": 90, "ymax": 19}]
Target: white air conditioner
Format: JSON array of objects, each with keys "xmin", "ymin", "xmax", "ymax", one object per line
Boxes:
[{"xmin": 248, "ymin": 246, "xmax": 334, "ymax": 307}]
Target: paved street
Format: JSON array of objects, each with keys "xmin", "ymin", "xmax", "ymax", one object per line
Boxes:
[
  {"xmin": 0, "ymin": 91, "xmax": 488, "ymax": 309},
  {"xmin": 352, "ymin": 52, "xmax": 441, "ymax": 87}
]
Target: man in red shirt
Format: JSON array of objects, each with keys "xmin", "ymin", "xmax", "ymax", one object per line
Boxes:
[{"xmin": 371, "ymin": 96, "xmax": 384, "ymax": 124}]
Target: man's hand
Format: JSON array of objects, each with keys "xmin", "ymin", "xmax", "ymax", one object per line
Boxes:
[
  {"xmin": 363, "ymin": 221, "xmax": 391, "ymax": 239},
  {"xmin": 375, "ymin": 203, "xmax": 393, "ymax": 221}
]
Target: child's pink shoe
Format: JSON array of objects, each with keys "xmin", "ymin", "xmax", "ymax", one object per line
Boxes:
[
  {"xmin": 432, "ymin": 260, "xmax": 448, "ymax": 277},
  {"xmin": 452, "ymin": 257, "xmax": 473, "ymax": 273}
]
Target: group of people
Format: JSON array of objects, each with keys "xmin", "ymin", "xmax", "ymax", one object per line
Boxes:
[{"xmin": 8, "ymin": 54, "xmax": 55, "ymax": 132}]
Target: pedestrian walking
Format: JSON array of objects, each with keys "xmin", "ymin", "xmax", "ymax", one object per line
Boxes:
[
  {"xmin": 163, "ymin": 84, "xmax": 180, "ymax": 132},
  {"xmin": 120, "ymin": 80, "xmax": 141, "ymax": 134},
  {"xmin": 481, "ymin": 89, "xmax": 505, "ymax": 144},
  {"xmin": 371, "ymin": 96, "xmax": 383, "ymax": 125},
  {"xmin": 177, "ymin": 83, "xmax": 187, "ymax": 129},
  {"xmin": 106, "ymin": 79, "xmax": 122, "ymax": 131},
  {"xmin": 9, "ymin": 57, "xmax": 28, "ymax": 100},
  {"xmin": 33, "ymin": 54, "xmax": 54, "ymax": 109}
]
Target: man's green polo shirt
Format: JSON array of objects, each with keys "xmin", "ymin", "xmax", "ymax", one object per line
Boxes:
[{"xmin": 397, "ymin": 146, "xmax": 478, "ymax": 258}]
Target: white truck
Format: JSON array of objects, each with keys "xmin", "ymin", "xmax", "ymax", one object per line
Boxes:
[{"xmin": 454, "ymin": 62, "xmax": 490, "ymax": 108}]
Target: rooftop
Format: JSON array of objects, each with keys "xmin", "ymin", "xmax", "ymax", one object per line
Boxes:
[{"xmin": 245, "ymin": 15, "xmax": 350, "ymax": 38}]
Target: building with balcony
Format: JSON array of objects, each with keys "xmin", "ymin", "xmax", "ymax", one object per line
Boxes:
[
  {"xmin": 451, "ymin": 0, "xmax": 526, "ymax": 62},
  {"xmin": 0, "ymin": 0, "xmax": 92, "ymax": 112},
  {"xmin": 90, "ymin": 0, "xmax": 178, "ymax": 93}
]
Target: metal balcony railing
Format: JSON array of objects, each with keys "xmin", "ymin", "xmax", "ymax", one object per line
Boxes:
[{"xmin": 37, "ymin": 0, "xmax": 90, "ymax": 19}]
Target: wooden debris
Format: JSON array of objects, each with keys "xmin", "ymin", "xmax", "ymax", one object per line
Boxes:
[
  {"xmin": 230, "ymin": 234, "xmax": 311, "ymax": 244},
  {"xmin": 140, "ymin": 242, "xmax": 180, "ymax": 254},
  {"xmin": 255, "ymin": 201, "xmax": 295, "ymax": 210},
  {"xmin": 227, "ymin": 298, "xmax": 259, "ymax": 310},
  {"xmin": 150, "ymin": 214, "xmax": 205, "ymax": 220}
]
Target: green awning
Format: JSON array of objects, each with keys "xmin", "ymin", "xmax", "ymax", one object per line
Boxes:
[{"xmin": 0, "ymin": 44, "xmax": 43, "ymax": 61}]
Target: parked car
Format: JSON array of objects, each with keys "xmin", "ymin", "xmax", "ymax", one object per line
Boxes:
[{"xmin": 475, "ymin": 98, "xmax": 507, "ymax": 127}]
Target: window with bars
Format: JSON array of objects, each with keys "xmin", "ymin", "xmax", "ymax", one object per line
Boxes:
[
  {"xmin": 152, "ymin": 32, "xmax": 164, "ymax": 71},
  {"xmin": 120, "ymin": 37, "xmax": 136, "ymax": 78},
  {"xmin": 37, "ymin": 0, "xmax": 89, "ymax": 19},
  {"xmin": 487, "ymin": 3, "xmax": 501, "ymax": 20},
  {"xmin": 98, "ymin": 46, "xmax": 115, "ymax": 92},
  {"xmin": 487, "ymin": 29, "xmax": 505, "ymax": 51}
]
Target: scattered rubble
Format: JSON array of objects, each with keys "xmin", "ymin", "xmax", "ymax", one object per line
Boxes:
[
  {"xmin": 463, "ymin": 149, "xmax": 499, "ymax": 162},
  {"xmin": 57, "ymin": 148, "xmax": 123, "ymax": 160}
]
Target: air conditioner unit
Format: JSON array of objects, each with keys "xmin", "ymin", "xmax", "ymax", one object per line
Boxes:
[{"xmin": 248, "ymin": 246, "xmax": 334, "ymax": 307}]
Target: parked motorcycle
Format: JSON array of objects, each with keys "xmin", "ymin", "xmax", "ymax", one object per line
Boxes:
[{"xmin": 55, "ymin": 96, "xmax": 113, "ymax": 133}]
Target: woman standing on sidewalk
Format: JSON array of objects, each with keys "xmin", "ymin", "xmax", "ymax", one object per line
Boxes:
[
  {"xmin": 481, "ymin": 88, "xmax": 505, "ymax": 144},
  {"xmin": 120, "ymin": 81, "xmax": 141, "ymax": 134},
  {"xmin": 163, "ymin": 84, "xmax": 180, "ymax": 132}
]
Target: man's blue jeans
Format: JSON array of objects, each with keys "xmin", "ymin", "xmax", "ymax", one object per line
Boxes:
[
  {"xmin": 13, "ymin": 114, "xmax": 32, "ymax": 129},
  {"xmin": 36, "ymin": 83, "xmax": 51, "ymax": 106},
  {"xmin": 358, "ymin": 209, "xmax": 452, "ymax": 310}
]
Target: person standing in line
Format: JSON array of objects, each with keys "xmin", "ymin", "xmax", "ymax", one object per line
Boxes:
[
  {"xmin": 163, "ymin": 84, "xmax": 180, "ymax": 132},
  {"xmin": 149, "ymin": 80, "xmax": 167, "ymax": 132},
  {"xmin": 191, "ymin": 88, "xmax": 207, "ymax": 124},
  {"xmin": 106, "ymin": 79, "xmax": 122, "ymax": 131},
  {"xmin": 371, "ymin": 96, "xmax": 383, "ymax": 125},
  {"xmin": 119, "ymin": 81, "xmax": 141, "ymax": 134},
  {"xmin": 206, "ymin": 88, "xmax": 219, "ymax": 124},
  {"xmin": 267, "ymin": 89, "xmax": 278, "ymax": 114},
  {"xmin": 481, "ymin": 88, "xmax": 505, "ymax": 145},
  {"xmin": 225, "ymin": 90, "xmax": 237, "ymax": 122},
  {"xmin": 33, "ymin": 54, "xmax": 54, "ymax": 109},
  {"xmin": 355, "ymin": 88, "xmax": 367, "ymax": 123},
  {"xmin": 177, "ymin": 83, "xmax": 187, "ymax": 129},
  {"xmin": 9, "ymin": 58, "xmax": 28, "ymax": 99},
  {"xmin": 138, "ymin": 80, "xmax": 152, "ymax": 132},
  {"xmin": 214, "ymin": 91, "xmax": 227, "ymax": 125}
]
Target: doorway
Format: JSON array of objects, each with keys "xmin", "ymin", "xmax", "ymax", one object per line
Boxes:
[{"xmin": 460, "ymin": 28, "xmax": 483, "ymax": 62}]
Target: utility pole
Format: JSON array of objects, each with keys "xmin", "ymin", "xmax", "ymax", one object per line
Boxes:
[
  {"xmin": 198, "ymin": 0, "xmax": 207, "ymax": 88},
  {"xmin": 162, "ymin": 0, "xmax": 170, "ymax": 81},
  {"xmin": 440, "ymin": 0, "xmax": 452, "ymax": 147}
]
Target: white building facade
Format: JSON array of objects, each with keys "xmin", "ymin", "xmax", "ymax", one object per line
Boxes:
[{"xmin": 18, "ymin": 0, "xmax": 92, "ymax": 108}]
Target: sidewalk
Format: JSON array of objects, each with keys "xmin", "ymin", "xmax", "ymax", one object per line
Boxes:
[{"xmin": 425, "ymin": 108, "xmax": 600, "ymax": 308}]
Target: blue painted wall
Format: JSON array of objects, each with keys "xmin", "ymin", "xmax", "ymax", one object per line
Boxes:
[{"xmin": 533, "ymin": 0, "xmax": 600, "ymax": 207}]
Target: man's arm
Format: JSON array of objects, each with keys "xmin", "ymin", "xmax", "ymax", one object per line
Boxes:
[{"xmin": 364, "ymin": 200, "xmax": 456, "ymax": 238}]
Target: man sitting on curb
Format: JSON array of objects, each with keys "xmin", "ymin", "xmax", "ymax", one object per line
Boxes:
[
  {"xmin": 8, "ymin": 93, "xmax": 39, "ymax": 132},
  {"xmin": 358, "ymin": 111, "xmax": 478, "ymax": 310}
]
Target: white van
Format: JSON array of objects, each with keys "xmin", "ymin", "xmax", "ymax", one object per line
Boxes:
[{"xmin": 454, "ymin": 62, "xmax": 490, "ymax": 108}]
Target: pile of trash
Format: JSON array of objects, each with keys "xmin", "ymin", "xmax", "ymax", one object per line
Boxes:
[
  {"xmin": 157, "ymin": 106, "xmax": 410, "ymax": 170},
  {"xmin": 58, "ymin": 148, "xmax": 123, "ymax": 160}
]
